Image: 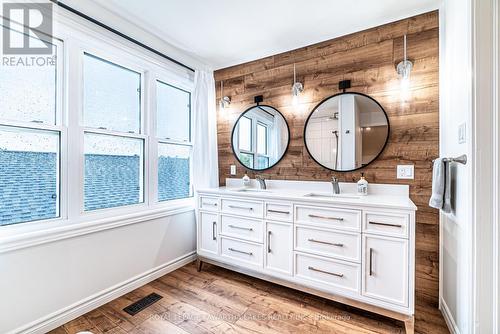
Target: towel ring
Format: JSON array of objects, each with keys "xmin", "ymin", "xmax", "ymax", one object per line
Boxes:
[{"xmin": 433, "ymin": 154, "xmax": 467, "ymax": 165}]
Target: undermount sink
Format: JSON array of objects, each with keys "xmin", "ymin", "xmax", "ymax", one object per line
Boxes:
[
  {"xmin": 230, "ymin": 188, "xmax": 272, "ymax": 193},
  {"xmin": 303, "ymin": 192, "xmax": 360, "ymax": 199}
]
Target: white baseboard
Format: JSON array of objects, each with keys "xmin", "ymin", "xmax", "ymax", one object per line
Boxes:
[
  {"xmin": 440, "ymin": 296, "xmax": 460, "ymax": 334},
  {"xmin": 10, "ymin": 251, "xmax": 197, "ymax": 334}
]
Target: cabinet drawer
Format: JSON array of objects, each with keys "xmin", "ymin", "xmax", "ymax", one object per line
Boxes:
[
  {"xmin": 221, "ymin": 215, "xmax": 263, "ymax": 243},
  {"xmin": 295, "ymin": 205, "xmax": 361, "ymax": 232},
  {"xmin": 363, "ymin": 212, "xmax": 409, "ymax": 238},
  {"xmin": 221, "ymin": 237, "xmax": 263, "ymax": 267},
  {"xmin": 221, "ymin": 198, "xmax": 263, "ymax": 218},
  {"xmin": 295, "ymin": 252, "xmax": 360, "ymax": 294},
  {"xmin": 199, "ymin": 196, "xmax": 219, "ymax": 211},
  {"xmin": 295, "ymin": 225, "xmax": 361, "ymax": 263},
  {"xmin": 265, "ymin": 202, "xmax": 293, "ymax": 222}
]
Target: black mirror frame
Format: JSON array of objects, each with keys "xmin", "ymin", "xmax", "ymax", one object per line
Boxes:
[
  {"xmin": 231, "ymin": 104, "xmax": 291, "ymax": 172},
  {"xmin": 303, "ymin": 92, "xmax": 390, "ymax": 172}
]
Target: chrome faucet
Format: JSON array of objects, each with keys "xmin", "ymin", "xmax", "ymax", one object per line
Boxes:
[
  {"xmin": 255, "ymin": 175, "xmax": 267, "ymax": 190},
  {"xmin": 331, "ymin": 176, "xmax": 340, "ymax": 194}
]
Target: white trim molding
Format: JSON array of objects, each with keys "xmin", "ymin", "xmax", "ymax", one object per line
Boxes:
[
  {"xmin": 0, "ymin": 204, "xmax": 195, "ymax": 254},
  {"xmin": 441, "ymin": 296, "xmax": 461, "ymax": 334},
  {"xmin": 493, "ymin": 0, "xmax": 500, "ymax": 330},
  {"xmin": 7, "ymin": 252, "xmax": 197, "ymax": 334},
  {"xmin": 472, "ymin": 0, "xmax": 496, "ymax": 333}
]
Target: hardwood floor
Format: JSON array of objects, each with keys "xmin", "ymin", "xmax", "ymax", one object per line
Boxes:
[{"xmin": 50, "ymin": 262, "xmax": 449, "ymax": 334}]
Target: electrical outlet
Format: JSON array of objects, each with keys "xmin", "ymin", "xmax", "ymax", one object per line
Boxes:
[
  {"xmin": 230, "ymin": 165, "xmax": 236, "ymax": 175},
  {"xmin": 397, "ymin": 165, "xmax": 414, "ymax": 179},
  {"xmin": 458, "ymin": 123, "xmax": 466, "ymax": 144}
]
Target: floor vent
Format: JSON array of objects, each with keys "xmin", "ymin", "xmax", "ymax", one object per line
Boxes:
[{"xmin": 123, "ymin": 293, "xmax": 162, "ymax": 316}]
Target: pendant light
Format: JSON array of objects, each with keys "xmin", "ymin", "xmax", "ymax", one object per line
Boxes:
[
  {"xmin": 219, "ymin": 81, "xmax": 231, "ymax": 109},
  {"xmin": 291, "ymin": 63, "xmax": 304, "ymax": 106},
  {"xmin": 396, "ymin": 35, "xmax": 413, "ymax": 100}
]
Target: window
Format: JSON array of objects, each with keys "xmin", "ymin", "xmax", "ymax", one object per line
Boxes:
[
  {"xmin": 158, "ymin": 144, "xmax": 191, "ymax": 201},
  {"xmin": 83, "ymin": 54, "xmax": 145, "ymax": 211},
  {"xmin": 0, "ymin": 126, "xmax": 60, "ymax": 226},
  {"xmin": 84, "ymin": 133, "xmax": 144, "ymax": 211},
  {"xmin": 156, "ymin": 81, "xmax": 192, "ymax": 202},
  {"xmin": 157, "ymin": 81, "xmax": 190, "ymax": 141},
  {"xmin": 1, "ymin": 17, "xmax": 195, "ymax": 229},
  {"xmin": 83, "ymin": 53, "xmax": 141, "ymax": 133},
  {"xmin": 0, "ymin": 26, "xmax": 62, "ymax": 226},
  {"xmin": 236, "ymin": 116, "xmax": 271, "ymax": 169},
  {"xmin": 238, "ymin": 152, "xmax": 254, "ymax": 167},
  {"xmin": 256, "ymin": 156, "xmax": 269, "ymax": 170},
  {"xmin": 238, "ymin": 116, "xmax": 252, "ymax": 152},
  {"xmin": 256, "ymin": 123, "xmax": 268, "ymax": 155},
  {"xmin": 0, "ymin": 29, "xmax": 58, "ymax": 125}
]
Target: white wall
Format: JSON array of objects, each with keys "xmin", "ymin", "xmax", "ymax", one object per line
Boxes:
[
  {"xmin": 440, "ymin": 0, "xmax": 498, "ymax": 333},
  {"xmin": 471, "ymin": 0, "xmax": 495, "ymax": 332},
  {"xmin": 439, "ymin": 1, "xmax": 474, "ymax": 333},
  {"xmin": 0, "ymin": 210, "xmax": 196, "ymax": 334}
]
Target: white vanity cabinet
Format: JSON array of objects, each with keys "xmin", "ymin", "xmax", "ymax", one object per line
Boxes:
[{"xmin": 197, "ymin": 182, "xmax": 416, "ymax": 333}]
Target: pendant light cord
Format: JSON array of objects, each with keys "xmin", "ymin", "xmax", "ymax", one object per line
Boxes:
[
  {"xmin": 293, "ymin": 63, "xmax": 297, "ymax": 84},
  {"xmin": 403, "ymin": 35, "xmax": 407, "ymax": 61}
]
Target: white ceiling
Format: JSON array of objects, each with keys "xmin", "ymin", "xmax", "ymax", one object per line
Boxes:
[{"xmin": 83, "ymin": 0, "xmax": 441, "ymax": 69}]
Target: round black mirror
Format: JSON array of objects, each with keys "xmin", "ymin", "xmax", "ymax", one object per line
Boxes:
[
  {"xmin": 231, "ymin": 105, "xmax": 290, "ymax": 171},
  {"xmin": 304, "ymin": 92, "xmax": 389, "ymax": 172}
]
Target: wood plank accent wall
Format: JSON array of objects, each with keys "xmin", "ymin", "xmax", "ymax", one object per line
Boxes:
[{"xmin": 214, "ymin": 11, "xmax": 439, "ymax": 309}]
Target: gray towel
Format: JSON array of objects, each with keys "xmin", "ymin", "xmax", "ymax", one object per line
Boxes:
[
  {"xmin": 442, "ymin": 160, "xmax": 452, "ymax": 213},
  {"xmin": 429, "ymin": 158, "xmax": 452, "ymax": 213}
]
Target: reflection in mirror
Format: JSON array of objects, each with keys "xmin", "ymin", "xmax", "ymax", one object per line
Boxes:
[
  {"xmin": 304, "ymin": 93, "xmax": 389, "ymax": 171},
  {"xmin": 232, "ymin": 105, "xmax": 290, "ymax": 171}
]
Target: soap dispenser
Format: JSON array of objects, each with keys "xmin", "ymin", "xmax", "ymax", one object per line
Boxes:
[
  {"xmin": 357, "ymin": 173, "xmax": 368, "ymax": 196},
  {"xmin": 242, "ymin": 172, "xmax": 251, "ymax": 187}
]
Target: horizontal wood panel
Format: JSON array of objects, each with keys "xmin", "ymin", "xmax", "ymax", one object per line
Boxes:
[{"xmin": 215, "ymin": 10, "xmax": 440, "ymax": 317}]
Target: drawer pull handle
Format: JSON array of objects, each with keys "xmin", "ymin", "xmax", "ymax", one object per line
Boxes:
[
  {"xmin": 228, "ymin": 224, "xmax": 253, "ymax": 231},
  {"xmin": 308, "ymin": 214, "xmax": 344, "ymax": 221},
  {"xmin": 228, "ymin": 205, "xmax": 254, "ymax": 211},
  {"xmin": 307, "ymin": 238, "xmax": 344, "ymax": 247},
  {"xmin": 202, "ymin": 202, "xmax": 217, "ymax": 206},
  {"xmin": 268, "ymin": 231, "xmax": 272, "ymax": 253},
  {"xmin": 268, "ymin": 209, "xmax": 290, "ymax": 215},
  {"xmin": 308, "ymin": 266, "xmax": 344, "ymax": 278},
  {"xmin": 369, "ymin": 248, "xmax": 374, "ymax": 276},
  {"xmin": 212, "ymin": 222, "xmax": 217, "ymax": 241},
  {"xmin": 369, "ymin": 221, "xmax": 402, "ymax": 228},
  {"xmin": 228, "ymin": 248, "xmax": 253, "ymax": 256}
]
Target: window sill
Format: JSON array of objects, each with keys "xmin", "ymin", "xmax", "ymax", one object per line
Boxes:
[{"xmin": 0, "ymin": 199, "xmax": 195, "ymax": 254}]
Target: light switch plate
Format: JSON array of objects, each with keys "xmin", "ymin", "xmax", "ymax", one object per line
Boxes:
[
  {"xmin": 458, "ymin": 123, "xmax": 466, "ymax": 144},
  {"xmin": 397, "ymin": 165, "xmax": 414, "ymax": 179},
  {"xmin": 230, "ymin": 165, "xmax": 237, "ymax": 175}
]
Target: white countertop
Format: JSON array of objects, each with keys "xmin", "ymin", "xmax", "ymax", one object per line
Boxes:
[{"xmin": 197, "ymin": 185, "xmax": 417, "ymax": 211}]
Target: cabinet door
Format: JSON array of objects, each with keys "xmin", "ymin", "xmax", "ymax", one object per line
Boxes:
[
  {"xmin": 199, "ymin": 212, "xmax": 219, "ymax": 255},
  {"xmin": 265, "ymin": 221, "xmax": 293, "ymax": 275},
  {"xmin": 362, "ymin": 235, "xmax": 408, "ymax": 306}
]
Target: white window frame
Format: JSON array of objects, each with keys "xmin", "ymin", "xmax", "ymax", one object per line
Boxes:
[
  {"xmin": 79, "ymin": 49, "xmax": 148, "ymax": 215},
  {"xmin": 0, "ymin": 7, "xmax": 196, "ymax": 239},
  {"xmin": 0, "ymin": 25, "xmax": 67, "ymax": 226},
  {"xmin": 235, "ymin": 115, "xmax": 272, "ymax": 169},
  {"xmin": 152, "ymin": 75, "xmax": 194, "ymax": 205}
]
